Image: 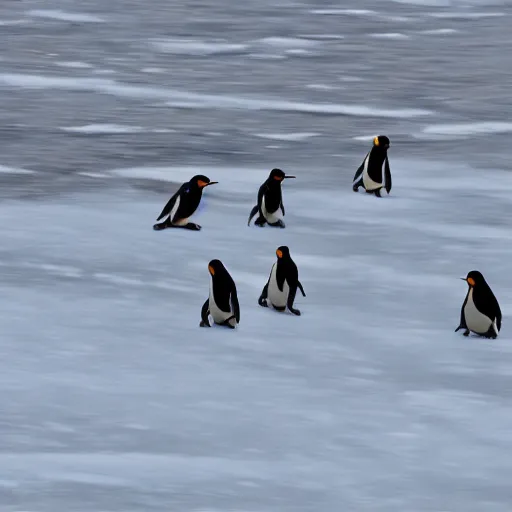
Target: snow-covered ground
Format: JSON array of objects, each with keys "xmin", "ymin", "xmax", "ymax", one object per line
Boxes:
[
  {"xmin": 1, "ymin": 0, "xmax": 512, "ymax": 510},
  {"xmin": 2, "ymin": 159, "xmax": 512, "ymax": 511}
]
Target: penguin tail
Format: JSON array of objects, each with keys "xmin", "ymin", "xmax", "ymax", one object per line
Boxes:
[{"xmin": 247, "ymin": 205, "xmax": 258, "ymax": 226}]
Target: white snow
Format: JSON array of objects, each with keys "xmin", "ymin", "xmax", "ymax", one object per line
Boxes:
[
  {"xmin": 27, "ymin": 9, "xmax": 105, "ymax": 23},
  {"xmin": 150, "ymin": 38, "xmax": 248, "ymax": 56},
  {"xmin": 60, "ymin": 124, "xmax": 174, "ymax": 135},
  {"xmin": 419, "ymin": 28, "xmax": 459, "ymax": 34},
  {"xmin": 2, "ymin": 158, "xmax": 512, "ymax": 510},
  {"xmin": 428, "ymin": 12, "xmax": 505, "ymax": 19},
  {"xmin": 421, "ymin": 122, "xmax": 512, "ymax": 138},
  {"xmin": 370, "ymin": 33, "xmax": 410, "ymax": 39},
  {"xmin": 310, "ymin": 9, "xmax": 377, "ymax": 15},
  {"xmin": 0, "ymin": 73, "xmax": 433, "ymax": 118},
  {"xmin": 251, "ymin": 132, "xmax": 320, "ymax": 141},
  {"xmin": 0, "ymin": 164, "xmax": 36, "ymax": 174},
  {"xmin": 55, "ymin": 61, "xmax": 94, "ymax": 69}
]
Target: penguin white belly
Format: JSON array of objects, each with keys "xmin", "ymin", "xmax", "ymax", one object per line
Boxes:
[
  {"xmin": 363, "ymin": 168, "xmax": 382, "ymax": 191},
  {"xmin": 464, "ymin": 289, "xmax": 493, "ymax": 334},
  {"xmin": 169, "ymin": 197, "xmax": 189, "ymax": 226},
  {"xmin": 208, "ymin": 286, "xmax": 236, "ymax": 326},
  {"xmin": 262, "ymin": 196, "xmax": 282, "ymax": 224},
  {"xmin": 267, "ymin": 264, "xmax": 289, "ymax": 308}
]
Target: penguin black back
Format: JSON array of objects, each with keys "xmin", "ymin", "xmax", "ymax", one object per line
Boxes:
[
  {"xmin": 456, "ymin": 270, "xmax": 501, "ymax": 338},
  {"xmin": 248, "ymin": 168, "xmax": 296, "ymax": 228},
  {"xmin": 352, "ymin": 135, "xmax": 391, "ymax": 197},
  {"xmin": 258, "ymin": 246, "xmax": 306, "ymax": 316},
  {"xmin": 153, "ymin": 174, "xmax": 218, "ymax": 231}
]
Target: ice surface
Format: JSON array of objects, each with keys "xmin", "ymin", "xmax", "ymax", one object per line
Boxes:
[
  {"xmin": 2, "ymin": 157, "xmax": 512, "ymax": 511},
  {"xmin": 27, "ymin": 9, "xmax": 105, "ymax": 23},
  {"xmin": 2, "ymin": 0, "xmax": 512, "ymax": 509}
]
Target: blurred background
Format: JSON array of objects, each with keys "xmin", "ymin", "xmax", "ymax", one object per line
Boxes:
[{"xmin": 1, "ymin": 0, "xmax": 512, "ymax": 511}]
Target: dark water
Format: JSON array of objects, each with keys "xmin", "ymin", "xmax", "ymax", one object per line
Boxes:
[{"xmin": 1, "ymin": 0, "xmax": 511, "ymax": 192}]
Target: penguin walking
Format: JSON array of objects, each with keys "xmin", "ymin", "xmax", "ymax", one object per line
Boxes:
[
  {"xmin": 200, "ymin": 259, "xmax": 240, "ymax": 329},
  {"xmin": 455, "ymin": 270, "xmax": 501, "ymax": 339},
  {"xmin": 258, "ymin": 246, "xmax": 306, "ymax": 316},
  {"xmin": 247, "ymin": 168, "xmax": 295, "ymax": 228},
  {"xmin": 153, "ymin": 174, "xmax": 218, "ymax": 231},
  {"xmin": 352, "ymin": 135, "xmax": 391, "ymax": 197}
]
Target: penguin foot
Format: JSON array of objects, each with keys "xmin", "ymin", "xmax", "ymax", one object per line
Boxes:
[
  {"xmin": 289, "ymin": 308, "xmax": 301, "ymax": 316},
  {"xmin": 269, "ymin": 220, "xmax": 286, "ymax": 229},
  {"xmin": 258, "ymin": 297, "xmax": 268, "ymax": 307},
  {"xmin": 352, "ymin": 185, "xmax": 359, "ymax": 192},
  {"xmin": 183, "ymin": 223, "xmax": 202, "ymax": 231},
  {"xmin": 199, "ymin": 320, "xmax": 211, "ymax": 328},
  {"xmin": 374, "ymin": 189, "xmax": 382, "ymax": 198},
  {"xmin": 273, "ymin": 305, "xmax": 286, "ymax": 312},
  {"xmin": 463, "ymin": 329, "xmax": 470, "ymax": 337},
  {"xmin": 254, "ymin": 216, "xmax": 267, "ymax": 227},
  {"xmin": 153, "ymin": 221, "xmax": 169, "ymax": 231}
]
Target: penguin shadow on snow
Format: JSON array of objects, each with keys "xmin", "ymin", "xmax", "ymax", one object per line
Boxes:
[{"xmin": 455, "ymin": 270, "xmax": 502, "ymax": 340}]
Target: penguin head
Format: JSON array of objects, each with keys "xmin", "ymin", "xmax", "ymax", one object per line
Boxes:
[
  {"xmin": 191, "ymin": 175, "xmax": 218, "ymax": 188},
  {"xmin": 269, "ymin": 168, "xmax": 296, "ymax": 182},
  {"xmin": 276, "ymin": 246, "xmax": 291, "ymax": 260},
  {"xmin": 373, "ymin": 135, "xmax": 390, "ymax": 149},
  {"xmin": 208, "ymin": 259, "xmax": 227, "ymax": 277},
  {"xmin": 461, "ymin": 270, "xmax": 486, "ymax": 288}
]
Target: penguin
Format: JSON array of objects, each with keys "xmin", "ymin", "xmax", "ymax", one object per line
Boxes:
[
  {"xmin": 200, "ymin": 259, "xmax": 240, "ymax": 329},
  {"xmin": 258, "ymin": 246, "xmax": 306, "ymax": 316},
  {"xmin": 352, "ymin": 135, "xmax": 392, "ymax": 197},
  {"xmin": 153, "ymin": 174, "xmax": 218, "ymax": 231},
  {"xmin": 247, "ymin": 168, "xmax": 296, "ymax": 228},
  {"xmin": 455, "ymin": 270, "xmax": 501, "ymax": 339}
]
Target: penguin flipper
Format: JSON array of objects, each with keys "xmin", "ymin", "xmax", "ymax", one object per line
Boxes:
[
  {"xmin": 352, "ymin": 158, "xmax": 365, "ymax": 190},
  {"xmin": 286, "ymin": 285, "xmax": 301, "ymax": 316},
  {"xmin": 258, "ymin": 280, "xmax": 269, "ymax": 307},
  {"xmin": 230, "ymin": 287, "xmax": 240, "ymax": 323},
  {"xmin": 297, "ymin": 280, "xmax": 306, "ymax": 297},
  {"xmin": 200, "ymin": 299, "xmax": 211, "ymax": 327},
  {"xmin": 384, "ymin": 156, "xmax": 392, "ymax": 194},
  {"xmin": 247, "ymin": 205, "xmax": 259, "ymax": 226},
  {"xmin": 280, "ymin": 201, "xmax": 285, "ymax": 216},
  {"xmin": 156, "ymin": 194, "xmax": 177, "ymax": 221},
  {"xmin": 455, "ymin": 294, "xmax": 469, "ymax": 332}
]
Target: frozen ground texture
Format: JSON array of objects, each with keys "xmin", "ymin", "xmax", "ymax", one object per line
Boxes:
[{"xmin": 1, "ymin": 0, "xmax": 512, "ymax": 511}]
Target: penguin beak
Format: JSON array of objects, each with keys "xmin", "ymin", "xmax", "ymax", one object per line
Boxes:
[
  {"xmin": 460, "ymin": 278, "xmax": 467, "ymax": 281},
  {"xmin": 284, "ymin": 175, "xmax": 296, "ymax": 179},
  {"xmin": 206, "ymin": 181, "xmax": 218, "ymax": 186}
]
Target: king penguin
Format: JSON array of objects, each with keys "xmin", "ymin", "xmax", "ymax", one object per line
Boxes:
[
  {"xmin": 258, "ymin": 246, "xmax": 306, "ymax": 316},
  {"xmin": 247, "ymin": 168, "xmax": 296, "ymax": 228},
  {"xmin": 153, "ymin": 174, "xmax": 218, "ymax": 231},
  {"xmin": 200, "ymin": 259, "xmax": 240, "ymax": 329},
  {"xmin": 352, "ymin": 135, "xmax": 392, "ymax": 197},
  {"xmin": 455, "ymin": 270, "xmax": 501, "ymax": 339}
]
